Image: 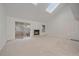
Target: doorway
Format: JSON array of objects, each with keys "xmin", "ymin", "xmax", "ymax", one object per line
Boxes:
[{"xmin": 15, "ymin": 21, "xmax": 31, "ymax": 40}]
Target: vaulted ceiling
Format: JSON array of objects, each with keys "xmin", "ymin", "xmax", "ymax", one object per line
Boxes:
[
  {"xmin": 3, "ymin": 3, "xmax": 65, "ymax": 22},
  {"xmin": 3, "ymin": 3, "xmax": 79, "ymax": 22}
]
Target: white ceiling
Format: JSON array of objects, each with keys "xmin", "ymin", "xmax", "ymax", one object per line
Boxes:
[
  {"xmin": 3, "ymin": 3, "xmax": 79, "ymax": 22},
  {"xmin": 3, "ymin": 3, "xmax": 48, "ymax": 22},
  {"xmin": 3, "ymin": 3, "xmax": 64, "ymax": 22},
  {"xmin": 4, "ymin": 3, "xmax": 79, "ymax": 22}
]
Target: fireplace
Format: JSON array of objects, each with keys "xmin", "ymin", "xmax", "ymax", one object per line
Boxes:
[{"xmin": 34, "ymin": 30, "xmax": 40, "ymax": 35}]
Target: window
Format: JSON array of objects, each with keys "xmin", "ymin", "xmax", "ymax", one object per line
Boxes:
[{"xmin": 46, "ymin": 3, "xmax": 60, "ymax": 13}]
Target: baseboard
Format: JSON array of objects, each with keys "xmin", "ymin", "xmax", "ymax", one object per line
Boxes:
[
  {"xmin": 71, "ymin": 39, "xmax": 79, "ymax": 42},
  {"xmin": 47, "ymin": 34, "xmax": 70, "ymax": 40}
]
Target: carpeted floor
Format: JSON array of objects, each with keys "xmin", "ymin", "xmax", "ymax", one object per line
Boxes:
[{"xmin": 0, "ymin": 36, "xmax": 79, "ymax": 56}]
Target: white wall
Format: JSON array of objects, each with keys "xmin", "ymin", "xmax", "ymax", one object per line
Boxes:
[
  {"xmin": 0, "ymin": 4, "xmax": 7, "ymax": 50},
  {"xmin": 47, "ymin": 6, "xmax": 79, "ymax": 39},
  {"xmin": 7, "ymin": 16, "xmax": 46, "ymax": 40},
  {"xmin": 4, "ymin": 3, "xmax": 51, "ymax": 23}
]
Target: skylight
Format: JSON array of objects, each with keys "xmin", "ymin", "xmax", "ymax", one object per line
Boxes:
[{"xmin": 46, "ymin": 3, "xmax": 60, "ymax": 14}]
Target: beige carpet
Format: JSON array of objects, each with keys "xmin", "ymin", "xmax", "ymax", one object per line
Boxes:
[{"xmin": 0, "ymin": 36, "xmax": 79, "ymax": 56}]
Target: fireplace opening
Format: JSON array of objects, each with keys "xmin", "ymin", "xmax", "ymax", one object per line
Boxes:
[{"xmin": 34, "ymin": 30, "xmax": 40, "ymax": 35}]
